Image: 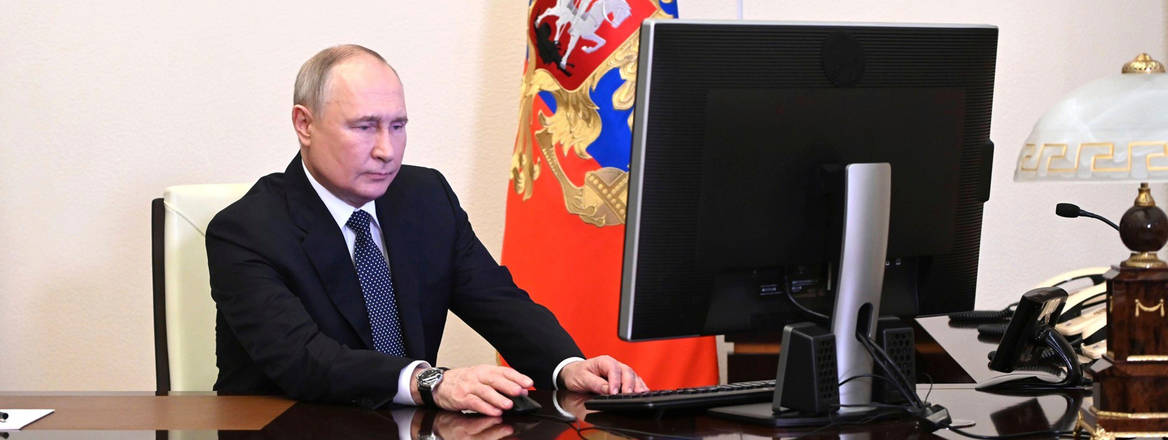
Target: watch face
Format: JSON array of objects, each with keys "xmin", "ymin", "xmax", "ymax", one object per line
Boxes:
[{"xmin": 419, "ymin": 368, "xmax": 444, "ymax": 388}]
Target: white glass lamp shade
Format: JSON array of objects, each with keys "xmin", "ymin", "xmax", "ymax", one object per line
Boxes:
[{"xmin": 1015, "ymin": 71, "xmax": 1168, "ymax": 182}]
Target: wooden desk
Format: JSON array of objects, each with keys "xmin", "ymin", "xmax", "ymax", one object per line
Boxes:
[
  {"xmin": 0, "ymin": 319, "xmax": 1087, "ymax": 439},
  {"xmin": 1, "ymin": 388, "xmax": 1083, "ymax": 439},
  {"xmin": 0, "ymin": 393, "xmax": 292, "ymax": 430}
]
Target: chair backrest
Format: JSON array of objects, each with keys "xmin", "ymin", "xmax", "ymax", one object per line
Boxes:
[{"xmin": 152, "ymin": 183, "xmax": 251, "ymax": 393}]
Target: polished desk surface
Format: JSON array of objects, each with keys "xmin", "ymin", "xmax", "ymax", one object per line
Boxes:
[{"xmin": 1, "ymin": 317, "xmax": 1086, "ymax": 439}]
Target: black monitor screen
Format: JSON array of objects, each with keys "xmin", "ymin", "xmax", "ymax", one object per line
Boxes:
[
  {"xmin": 699, "ymin": 88, "xmax": 964, "ymax": 270},
  {"xmin": 619, "ymin": 20, "xmax": 997, "ymax": 341}
]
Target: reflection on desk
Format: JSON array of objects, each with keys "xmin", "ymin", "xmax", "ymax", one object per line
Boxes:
[
  {"xmin": 0, "ymin": 322, "xmax": 1091, "ymax": 439},
  {"xmin": 223, "ymin": 390, "xmax": 582, "ymax": 440}
]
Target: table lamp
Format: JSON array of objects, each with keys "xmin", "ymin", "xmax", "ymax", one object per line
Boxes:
[{"xmin": 1016, "ymin": 53, "xmax": 1168, "ymax": 439}]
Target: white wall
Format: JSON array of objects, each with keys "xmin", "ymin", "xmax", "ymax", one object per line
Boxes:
[{"xmin": 0, "ymin": 1, "xmax": 1164, "ymax": 391}]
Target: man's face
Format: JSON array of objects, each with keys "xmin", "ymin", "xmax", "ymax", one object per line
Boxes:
[{"xmin": 295, "ymin": 55, "xmax": 408, "ymax": 207}]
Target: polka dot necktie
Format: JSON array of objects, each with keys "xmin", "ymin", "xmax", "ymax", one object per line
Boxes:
[{"xmin": 346, "ymin": 210, "xmax": 406, "ymax": 357}]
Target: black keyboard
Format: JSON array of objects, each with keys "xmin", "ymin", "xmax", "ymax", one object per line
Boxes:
[{"xmin": 584, "ymin": 380, "xmax": 775, "ymax": 412}]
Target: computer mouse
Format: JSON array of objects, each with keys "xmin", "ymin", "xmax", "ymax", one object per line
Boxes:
[{"xmin": 503, "ymin": 393, "xmax": 542, "ymax": 415}]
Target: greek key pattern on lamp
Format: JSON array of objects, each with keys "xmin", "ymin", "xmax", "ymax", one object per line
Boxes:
[{"xmin": 1015, "ymin": 141, "xmax": 1168, "ymax": 180}]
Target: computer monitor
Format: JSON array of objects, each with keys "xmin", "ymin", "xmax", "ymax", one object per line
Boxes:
[{"xmin": 618, "ymin": 20, "xmax": 997, "ymax": 342}]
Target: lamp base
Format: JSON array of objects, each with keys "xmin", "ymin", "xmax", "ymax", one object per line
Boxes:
[
  {"xmin": 1076, "ymin": 265, "xmax": 1168, "ymax": 439},
  {"xmin": 1076, "ymin": 401, "xmax": 1168, "ymax": 440}
]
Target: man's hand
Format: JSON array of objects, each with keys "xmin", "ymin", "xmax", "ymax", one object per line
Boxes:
[
  {"xmin": 435, "ymin": 412, "xmax": 514, "ymax": 440},
  {"xmin": 410, "ymin": 410, "xmax": 514, "ymax": 440},
  {"xmin": 414, "ymin": 365, "xmax": 533, "ymax": 416},
  {"xmin": 560, "ymin": 355, "xmax": 648, "ymax": 395}
]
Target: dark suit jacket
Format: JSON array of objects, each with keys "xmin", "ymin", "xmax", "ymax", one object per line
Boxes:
[{"xmin": 206, "ymin": 156, "xmax": 583, "ymax": 408}]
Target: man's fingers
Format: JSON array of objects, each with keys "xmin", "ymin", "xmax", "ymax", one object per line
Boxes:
[
  {"xmin": 500, "ymin": 368, "xmax": 534, "ymax": 389},
  {"xmin": 619, "ymin": 364, "xmax": 636, "ymax": 394},
  {"xmin": 577, "ymin": 372, "xmax": 610, "ymax": 394},
  {"xmin": 563, "ymin": 356, "xmax": 649, "ymax": 395},
  {"xmin": 604, "ymin": 358, "xmax": 621, "ymax": 394},
  {"xmin": 434, "ymin": 366, "xmax": 541, "ymax": 416},
  {"xmin": 473, "ymin": 383, "xmax": 514, "ymax": 411},
  {"xmin": 485, "ymin": 366, "xmax": 532, "ymax": 394},
  {"xmin": 463, "ymin": 393, "xmax": 502, "ymax": 416},
  {"xmin": 482, "ymin": 374, "xmax": 522, "ymax": 397}
]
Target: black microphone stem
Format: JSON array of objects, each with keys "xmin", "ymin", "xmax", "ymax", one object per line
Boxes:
[
  {"xmin": 1056, "ymin": 202, "xmax": 1120, "ymax": 232},
  {"xmin": 1080, "ymin": 211, "xmax": 1120, "ymax": 231}
]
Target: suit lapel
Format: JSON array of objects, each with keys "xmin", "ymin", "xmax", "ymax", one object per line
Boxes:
[
  {"xmin": 376, "ymin": 186, "xmax": 427, "ymax": 360},
  {"xmin": 284, "ymin": 157, "xmax": 376, "ymax": 350}
]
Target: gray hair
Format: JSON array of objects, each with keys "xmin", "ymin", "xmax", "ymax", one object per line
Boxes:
[{"xmin": 293, "ymin": 44, "xmax": 395, "ymax": 114}]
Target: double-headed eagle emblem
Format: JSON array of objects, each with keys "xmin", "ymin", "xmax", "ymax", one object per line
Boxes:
[{"xmin": 511, "ymin": 0, "xmax": 673, "ymax": 227}]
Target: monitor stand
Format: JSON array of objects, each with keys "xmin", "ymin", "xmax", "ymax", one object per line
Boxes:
[{"xmin": 710, "ymin": 163, "xmax": 897, "ymax": 426}]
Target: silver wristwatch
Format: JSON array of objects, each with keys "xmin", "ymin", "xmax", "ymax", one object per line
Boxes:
[{"xmin": 417, "ymin": 367, "xmax": 449, "ymax": 407}]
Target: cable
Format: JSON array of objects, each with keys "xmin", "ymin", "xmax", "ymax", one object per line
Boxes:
[
  {"xmin": 838, "ymin": 373, "xmax": 892, "ymax": 387},
  {"xmin": 838, "ymin": 371, "xmax": 920, "ymax": 411},
  {"xmin": 855, "ymin": 326, "xmax": 924, "ymax": 409},
  {"xmin": 786, "ymin": 288, "xmax": 829, "ymax": 321},
  {"xmin": 864, "ymin": 339, "xmax": 920, "ymax": 409},
  {"xmin": 786, "ymin": 289, "xmax": 930, "ymax": 411},
  {"xmin": 848, "ymin": 326, "xmax": 959, "ymax": 439},
  {"xmin": 949, "ymin": 303, "xmax": 1018, "ymax": 324},
  {"xmin": 922, "ymin": 373, "xmax": 934, "ymax": 404},
  {"xmin": 785, "ymin": 282, "xmax": 949, "ymax": 432},
  {"xmin": 786, "ymin": 278, "xmax": 933, "ymax": 412}
]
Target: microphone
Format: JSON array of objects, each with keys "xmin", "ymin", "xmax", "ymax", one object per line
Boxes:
[{"xmin": 1056, "ymin": 203, "xmax": 1120, "ymax": 231}]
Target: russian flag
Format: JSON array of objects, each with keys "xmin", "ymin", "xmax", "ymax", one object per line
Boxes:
[{"xmin": 502, "ymin": 0, "xmax": 718, "ymax": 390}]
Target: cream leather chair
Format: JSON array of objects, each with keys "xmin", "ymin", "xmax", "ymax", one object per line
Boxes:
[{"xmin": 152, "ymin": 183, "xmax": 250, "ymax": 393}]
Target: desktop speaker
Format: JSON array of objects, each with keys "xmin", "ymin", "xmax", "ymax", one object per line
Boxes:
[
  {"xmin": 873, "ymin": 319, "xmax": 916, "ymax": 404},
  {"xmin": 773, "ymin": 322, "xmax": 839, "ymax": 414}
]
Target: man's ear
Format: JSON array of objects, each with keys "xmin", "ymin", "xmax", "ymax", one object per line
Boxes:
[{"xmin": 292, "ymin": 105, "xmax": 313, "ymax": 147}]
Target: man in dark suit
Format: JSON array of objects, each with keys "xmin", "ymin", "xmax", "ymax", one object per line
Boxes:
[{"xmin": 206, "ymin": 44, "xmax": 648, "ymax": 415}]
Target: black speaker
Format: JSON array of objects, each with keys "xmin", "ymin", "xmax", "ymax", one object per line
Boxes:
[
  {"xmin": 773, "ymin": 322, "xmax": 839, "ymax": 414},
  {"xmin": 873, "ymin": 319, "xmax": 916, "ymax": 404}
]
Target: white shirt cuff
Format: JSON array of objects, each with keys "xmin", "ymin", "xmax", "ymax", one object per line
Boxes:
[
  {"xmin": 552, "ymin": 357, "xmax": 586, "ymax": 389},
  {"xmin": 390, "ymin": 407, "xmax": 417, "ymax": 439},
  {"xmin": 393, "ymin": 360, "xmax": 431, "ymax": 405}
]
